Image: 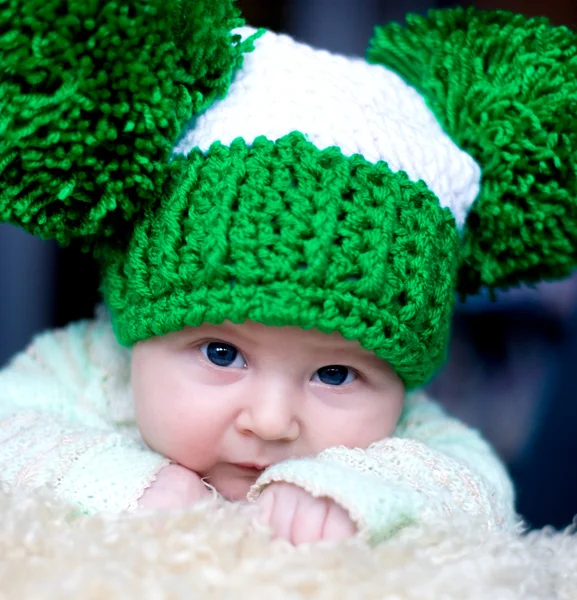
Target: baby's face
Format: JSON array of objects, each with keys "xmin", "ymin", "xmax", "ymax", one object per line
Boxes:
[{"xmin": 131, "ymin": 321, "xmax": 404, "ymax": 501}]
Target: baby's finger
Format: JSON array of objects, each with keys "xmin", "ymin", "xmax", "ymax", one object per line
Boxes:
[
  {"xmin": 257, "ymin": 489, "xmax": 275, "ymax": 524},
  {"xmin": 267, "ymin": 487, "xmax": 299, "ymax": 541},
  {"xmin": 290, "ymin": 494, "xmax": 328, "ymax": 545},
  {"xmin": 322, "ymin": 502, "xmax": 357, "ymax": 541}
]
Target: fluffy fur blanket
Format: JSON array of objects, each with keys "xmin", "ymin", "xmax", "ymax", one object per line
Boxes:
[{"xmin": 1, "ymin": 485, "xmax": 575, "ymax": 599}]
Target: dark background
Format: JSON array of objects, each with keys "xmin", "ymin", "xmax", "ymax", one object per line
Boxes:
[{"xmin": 1, "ymin": 0, "xmax": 576, "ymax": 530}]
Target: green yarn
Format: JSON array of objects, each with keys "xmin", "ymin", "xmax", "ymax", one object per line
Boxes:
[
  {"xmin": 0, "ymin": 0, "xmax": 256, "ymax": 245},
  {"xmin": 100, "ymin": 132, "xmax": 460, "ymax": 390},
  {"xmin": 368, "ymin": 8, "xmax": 577, "ymax": 295}
]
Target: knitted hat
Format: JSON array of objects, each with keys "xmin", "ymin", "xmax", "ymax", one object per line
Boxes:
[{"xmin": 2, "ymin": 1, "xmax": 576, "ymax": 389}]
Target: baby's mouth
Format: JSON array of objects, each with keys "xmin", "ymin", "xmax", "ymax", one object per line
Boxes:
[{"xmin": 234, "ymin": 462, "xmax": 269, "ymax": 474}]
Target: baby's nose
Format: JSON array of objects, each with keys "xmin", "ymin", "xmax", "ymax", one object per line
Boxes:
[{"xmin": 236, "ymin": 382, "xmax": 300, "ymax": 442}]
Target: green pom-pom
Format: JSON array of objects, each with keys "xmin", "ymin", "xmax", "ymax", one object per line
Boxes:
[
  {"xmin": 368, "ymin": 8, "xmax": 577, "ymax": 294},
  {"xmin": 0, "ymin": 0, "xmax": 251, "ymax": 244}
]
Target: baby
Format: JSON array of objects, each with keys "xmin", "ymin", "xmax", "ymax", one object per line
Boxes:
[
  {"xmin": 0, "ymin": 308, "xmax": 512, "ymax": 546},
  {"xmin": 134, "ymin": 319, "xmax": 406, "ymax": 539},
  {"xmin": 1, "ymin": 0, "xmax": 575, "ymax": 546}
]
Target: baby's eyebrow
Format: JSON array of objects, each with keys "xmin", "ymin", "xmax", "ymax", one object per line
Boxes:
[
  {"xmin": 181, "ymin": 323, "xmax": 254, "ymax": 345},
  {"xmin": 307, "ymin": 342, "xmax": 375, "ymax": 361}
]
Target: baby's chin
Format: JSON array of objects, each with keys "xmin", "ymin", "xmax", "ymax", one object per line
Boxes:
[{"xmin": 205, "ymin": 466, "xmax": 259, "ymax": 501}]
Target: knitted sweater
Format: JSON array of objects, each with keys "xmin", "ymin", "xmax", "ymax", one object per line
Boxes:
[{"xmin": 0, "ymin": 310, "xmax": 516, "ymax": 543}]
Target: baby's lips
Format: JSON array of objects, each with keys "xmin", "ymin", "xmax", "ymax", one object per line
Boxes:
[{"xmin": 235, "ymin": 462, "xmax": 269, "ymax": 472}]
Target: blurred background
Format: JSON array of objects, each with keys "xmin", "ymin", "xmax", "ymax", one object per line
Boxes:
[{"xmin": 1, "ymin": 0, "xmax": 576, "ymax": 530}]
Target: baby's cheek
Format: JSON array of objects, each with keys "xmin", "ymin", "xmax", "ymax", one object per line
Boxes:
[
  {"xmin": 148, "ymin": 410, "xmax": 223, "ymax": 472},
  {"xmin": 313, "ymin": 406, "xmax": 399, "ymax": 451},
  {"xmin": 359, "ymin": 406, "xmax": 402, "ymax": 444}
]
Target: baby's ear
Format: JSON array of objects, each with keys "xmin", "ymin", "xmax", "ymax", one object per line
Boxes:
[
  {"xmin": 368, "ymin": 8, "xmax": 577, "ymax": 294},
  {"xmin": 0, "ymin": 0, "xmax": 252, "ymax": 247}
]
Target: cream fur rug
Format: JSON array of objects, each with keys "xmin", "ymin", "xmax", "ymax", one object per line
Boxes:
[{"xmin": 1, "ymin": 485, "xmax": 575, "ymax": 599}]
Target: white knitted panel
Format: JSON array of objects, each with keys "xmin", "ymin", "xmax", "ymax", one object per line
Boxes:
[{"xmin": 174, "ymin": 27, "xmax": 481, "ymax": 229}]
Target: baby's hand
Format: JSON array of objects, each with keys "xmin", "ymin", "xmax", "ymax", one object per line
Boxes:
[
  {"xmin": 138, "ymin": 463, "xmax": 211, "ymax": 510},
  {"xmin": 257, "ymin": 482, "xmax": 356, "ymax": 545}
]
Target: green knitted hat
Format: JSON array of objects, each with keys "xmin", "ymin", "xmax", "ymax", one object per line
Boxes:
[{"xmin": 2, "ymin": 2, "xmax": 577, "ymax": 389}]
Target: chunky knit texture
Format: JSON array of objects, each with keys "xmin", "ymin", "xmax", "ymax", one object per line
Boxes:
[
  {"xmin": 101, "ymin": 133, "xmax": 460, "ymax": 390},
  {"xmin": 174, "ymin": 26, "xmax": 482, "ymax": 230},
  {"xmin": 2, "ymin": 3, "xmax": 577, "ymax": 389},
  {"xmin": 368, "ymin": 8, "xmax": 577, "ymax": 295},
  {"xmin": 0, "ymin": 0, "xmax": 255, "ymax": 245}
]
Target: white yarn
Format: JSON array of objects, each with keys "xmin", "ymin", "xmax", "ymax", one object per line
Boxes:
[{"xmin": 174, "ymin": 27, "xmax": 481, "ymax": 229}]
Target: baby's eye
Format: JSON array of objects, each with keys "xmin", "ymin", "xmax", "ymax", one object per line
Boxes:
[
  {"xmin": 313, "ymin": 365, "xmax": 356, "ymax": 386},
  {"xmin": 199, "ymin": 341, "xmax": 246, "ymax": 368}
]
